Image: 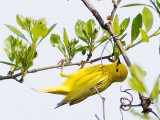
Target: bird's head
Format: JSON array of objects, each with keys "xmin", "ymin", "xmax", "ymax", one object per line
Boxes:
[{"xmin": 110, "ymin": 61, "xmax": 128, "ymax": 82}]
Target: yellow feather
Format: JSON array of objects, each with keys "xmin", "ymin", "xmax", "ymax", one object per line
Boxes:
[
  {"xmin": 34, "ymin": 62, "xmax": 128, "ymax": 108},
  {"xmin": 34, "ymin": 85, "xmax": 70, "ymax": 95}
]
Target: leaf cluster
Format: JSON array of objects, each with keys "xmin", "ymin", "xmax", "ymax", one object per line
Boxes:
[
  {"xmin": 111, "ymin": 14, "xmax": 130, "ymax": 60},
  {"xmin": 131, "ymin": 7, "xmax": 153, "ymax": 43},
  {"xmin": 50, "ymin": 28, "xmax": 82, "ymax": 63},
  {"xmin": 50, "ymin": 19, "xmax": 111, "ymax": 62},
  {"xmin": 1, "ymin": 14, "xmax": 56, "ymax": 81},
  {"xmin": 122, "ymin": 3, "xmax": 160, "ymax": 51},
  {"xmin": 49, "ymin": 6, "xmax": 155, "ymax": 63},
  {"xmin": 3, "ymin": 36, "xmax": 36, "ymax": 72}
]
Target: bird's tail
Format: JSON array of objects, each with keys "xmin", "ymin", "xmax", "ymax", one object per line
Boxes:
[{"xmin": 33, "ymin": 84, "xmax": 70, "ymax": 95}]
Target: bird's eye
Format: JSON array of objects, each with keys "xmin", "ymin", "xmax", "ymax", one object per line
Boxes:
[{"xmin": 116, "ymin": 69, "xmax": 118, "ymax": 72}]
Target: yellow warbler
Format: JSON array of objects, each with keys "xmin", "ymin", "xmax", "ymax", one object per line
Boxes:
[{"xmin": 34, "ymin": 61, "xmax": 128, "ymax": 108}]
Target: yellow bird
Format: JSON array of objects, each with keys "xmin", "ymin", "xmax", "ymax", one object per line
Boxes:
[{"xmin": 34, "ymin": 61, "xmax": 128, "ymax": 108}]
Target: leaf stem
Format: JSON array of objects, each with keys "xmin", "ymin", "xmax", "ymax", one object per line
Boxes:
[
  {"xmin": 125, "ymin": 27, "xmax": 160, "ymax": 51},
  {"xmin": 149, "ymin": 27, "xmax": 160, "ymax": 38}
]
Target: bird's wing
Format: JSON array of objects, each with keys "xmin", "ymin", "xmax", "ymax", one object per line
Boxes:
[
  {"xmin": 69, "ymin": 79, "xmax": 107, "ymax": 105},
  {"xmin": 62, "ymin": 71, "xmax": 111, "ymax": 105},
  {"xmin": 55, "ymin": 79, "xmax": 105, "ymax": 108}
]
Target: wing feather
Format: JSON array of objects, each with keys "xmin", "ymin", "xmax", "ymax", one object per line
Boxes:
[{"xmin": 61, "ymin": 75, "xmax": 111, "ymax": 106}]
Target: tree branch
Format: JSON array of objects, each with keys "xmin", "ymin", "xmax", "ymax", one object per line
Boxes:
[
  {"xmin": 81, "ymin": 0, "xmax": 131, "ymax": 66},
  {"xmin": 109, "ymin": 0, "xmax": 122, "ymax": 24},
  {"xmin": 0, "ymin": 55, "xmax": 112, "ymax": 81}
]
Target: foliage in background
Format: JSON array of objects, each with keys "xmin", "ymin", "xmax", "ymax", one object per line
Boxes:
[
  {"xmin": 121, "ymin": 2, "xmax": 160, "ymax": 119},
  {"xmin": 50, "ymin": 18, "xmax": 131, "ymax": 62},
  {"xmin": 129, "ymin": 64, "xmax": 160, "ymax": 119}
]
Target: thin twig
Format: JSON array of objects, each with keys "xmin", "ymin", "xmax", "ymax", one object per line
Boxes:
[
  {"xmin": 120, "ymin": 88, "xmax": 133, "ymax": 111},
  {"xmin": 109, "ymin": 0, "xmax": 122, "ymax": 24},
  {"xmin": 95, "ymin": 114, "xmax": 101, "ymax": 120},
  {"xmin": 120, "ymin": 107, "xmax": 124, "ymax": 120},
  {"xmin": 150, "ymin": 110, "xmax": 160, "ymax": 120},
  {"xmin": 90, "ymin": 54, "xmax": 114, "ymax": 63},
  {"xmin": 125, "ymin": 27, "xmax": 160, "ymax": 51},
  {"xmin": 102, "ymin": 98, "xmax": 106, "ymax": 120},
  {"xmin": 82, "ymin": 0, "xmax": 105, "ymax": 28},
  {"xmin": 95, "ymin": 86, "xmax": 106, "ymax": 120},
  {"xmin": 101, "ymin": 41, "xmax": 109, "ymax": 65},
  {"xmin": 86, "ymin": 53, "xmax": 92, "ymax": 61}
]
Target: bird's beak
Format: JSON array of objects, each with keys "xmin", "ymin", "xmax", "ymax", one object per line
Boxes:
[{"xmin": 117, "ymin": 58, "xmax": 121, "ymax": 66}]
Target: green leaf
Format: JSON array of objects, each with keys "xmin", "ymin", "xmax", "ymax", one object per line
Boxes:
[
  {"xmin": 74, "ymin": 45, "xmax": 83, "ymax": 53},
  {"xmin": 3, "ymin": 36, "xmax": 16, "ymax": 62},
  {"xmin": 50, "ymin": 34, "xmax": 61, "ymax": 47},
  {"xmin": 92, "ymin": 29, "xmax": 99, "ymax": 41},
  {"xmin": 96, "ymin": 30, "xmax": 111, "ymax": 44},
  {"xmin": 63, "ymin": 28, "xmax": 69, "ymax": 49},
  {"xmin": 50, "ymin": 34, "xmax": 66, "ymax": 57},
  {"xmin": 122, "ymin": 3, "xmax": 146, "ymax": 7},
  {"xmin": 0, "ymin": 61, "xmax": 17, "ymax": 66},
  {"xmin": 31, "ymin": 24, "xmax": 48, "ymax": 42},
  {"xmin": 120, "ymin": 33, "xmax": 127, "ymax": 40},
  {"xmin": 104, "ymin": 30, "xmax": 111, "ymax": 38},
  {"xmin": 130, "ymin": 109, "xmax": 142, "ymax": 117},
  {"xmin": 75, "ymin": 20, "xmax": 88, "ymax": 41},
  {"xmin": 112, "ymin": 14, "xmax": 120, "ymax": 35},
  {"xmin": 131, "ymin": 14, "xmax": 142, "ymax": 43},
  {"xmin": 142, "ymin": 7, "xmax": 153, "ymax": 33},
  {"xmin": 14, "ymin": 40, "xmax": 27, "ymax": 63},
  {"xmin": 46, "ymin": 24, "xmax": 57, "ymax": 36},
  {"xmin": 26, "ymin": 43, "xmax": 36, "ymax": 69},
  {"xmin": 5, "ymin": 24, "xmax": 28, "ymax": 41},
  {"xmin": 129, "ymin": 64, "xmax": 147, "ymax": 93},
  {"xmin": 129, "ymin": 78, "xmax": 146, "ymax": 93},
  {"xmin": 85, "ymin": 19, "xmax": 96, "ymax": 38},
  {"xmin": 38, "ymin": 17, "xmax": 47, "ymax": 26},
  {"xmin": 96, "ymin": 36, "xmax": 109, "ymax": 44},
  {"xmin": 113, "ymin": 43, "xmax": 121, "ymax": 61},
  {"xmin": 38, "ymin": 23, "xmax": 57, "ymax": 45},
  {"xmin": 139, "ymin": 28, "xmax": 149, "ymax": 42},
  {"xmin": 150, "ymin": 77, "xmax": 160, "ymax": 101},
  {"xmin": 64, "ymin": 38, "xmax": 81, "ymax": 62},
  {"xmin": 120, "ymin": 18, "xmax": 130, "ymax": 35},
  {"xmin": 16, "ymin": 14, "xmax": 27, "ymax": 30},
  {"xmin": 121, "ymin": 3, "xmax": 155, "ymax": 10},
  {"xmin": 121, "ymin": 41, "xmax": 126, "ymax": 46},
  {"xmin": 82, "ymin": 50, "xmax": 86, "ymax": 55},
  {"xmin": 76, "ymin": 46, "xmax": 88, "ymax": 55},
  {"xmin": 156, "ymin": 0, "xmax": 160, "ymax": 8},
  {"xmin": 141, "ymin": 114, "xmax": 150, "ymax": 120}
]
